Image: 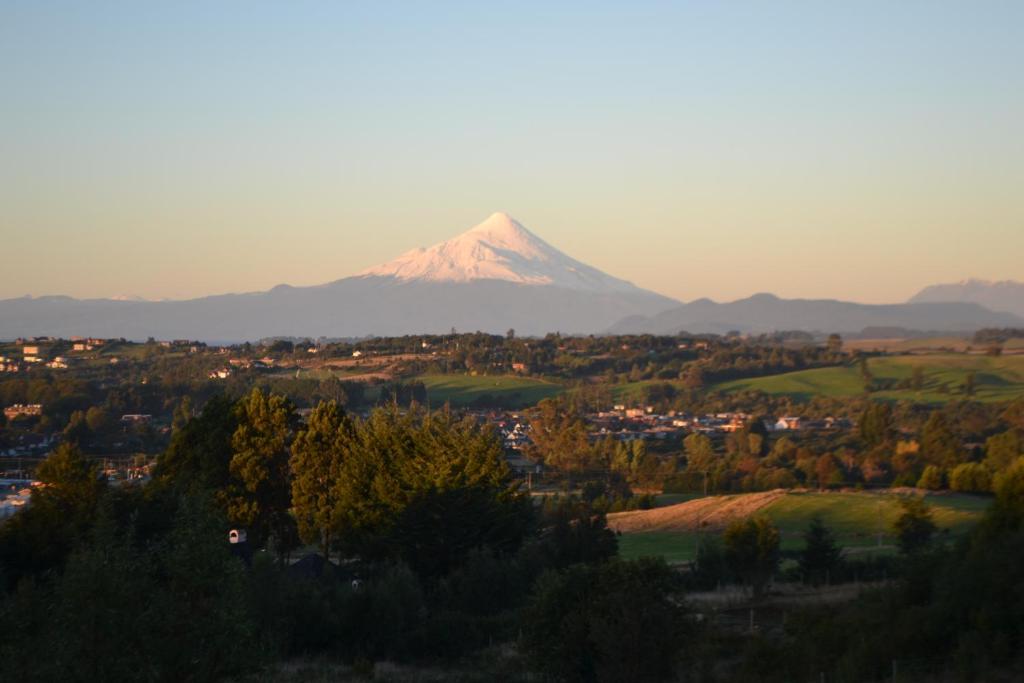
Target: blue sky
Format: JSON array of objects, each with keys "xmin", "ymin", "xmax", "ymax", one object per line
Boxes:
[{"xmin": 1, "ymin": 1, "xmax": 1021, "ymax": 302}]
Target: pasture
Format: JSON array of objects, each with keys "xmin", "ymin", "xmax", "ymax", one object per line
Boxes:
[
  {"xmin": 615, "ymin": 490, "xmax": 991, "ymax": 563},
  {"xmin": 714, "ymin": 354, "xmax": 1024, "ymax": 403},
  {"xmin": 417, "ymin": 374, "xmax": 564, "ymax": 408}
]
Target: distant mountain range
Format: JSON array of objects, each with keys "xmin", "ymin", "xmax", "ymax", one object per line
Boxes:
[
  {"xmin": 0, "ymin": 213, "xmax": 677, "ymax": 341},
  {"xmin": 1, "ymin": 215, "xmax": 1021, "ymax": 341},
  {"xmin": 608, "ymin": 293, "xmax": 1023, "ymax": 336},
  {"xmin": 908, "ymin": 279, "xmax": 1024, "ymax": 318}
]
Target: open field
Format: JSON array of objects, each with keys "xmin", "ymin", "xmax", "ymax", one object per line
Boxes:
[
  {"xmin": 715, "ymin": 354, "xmax": 1024, "ymax": 403},
  {"xmin": 842, "ymin": 337, "xmax": 974, "ymax": 353},
  {"xmin": 615, "ymin": 490, "xmax": 992, "ymax": 562},
  {"xmin": 417, "ymin": 374, "xmax": 565, "ymax": 408},
  {"xmin": 845, "ymin": 337, "xmax": 1024, "ymax": 355}
]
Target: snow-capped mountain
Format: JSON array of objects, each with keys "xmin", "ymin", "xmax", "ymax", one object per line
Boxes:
[
  {"xmin": 359, "ymin": 212, "xmax": 644, "ymax": 293},
  {"xmin": 908, "ymin": 279, "xmax": 1024, "ymax": 318},
  {"xmin": 0, "ymin": 212, "xmax": 678, "ymax": 340},
  {"xmin": 7, "ymin": 212, "xmax": 1017, "ymax": 342}
]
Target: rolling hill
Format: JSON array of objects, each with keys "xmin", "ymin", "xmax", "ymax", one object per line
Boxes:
[
  {"xmin": 714, "ymin": 354, "xmax": 1024, "ymax": 403},
  {"xmin": 613, "ymin": 490, "xmax": 991, "ymax": 562}
]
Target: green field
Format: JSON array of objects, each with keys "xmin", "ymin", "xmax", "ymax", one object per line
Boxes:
[
  {"xmin": 617, "ymin": 490, "xmax": 991, "ymax": 563},
  {"xmin": 417, "ymin": 374, "xmax": 565, "ymax": 408},
  {"xmin": 715, "ymin": 354, "xmax": 1024, "ymax": 403}
]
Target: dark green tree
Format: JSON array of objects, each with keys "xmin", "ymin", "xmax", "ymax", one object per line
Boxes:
[
  {"xmin": 0, "ymin": 443, "xmax": 106, "ymax": 587},
  {"xmin": 290, "ymin": 400, "xmax": 351, "ymax": 559},
  {"xmin": 984, "ymin": 430, "xmax": 1021, "ymax": 472},
  {"xmin": 798, "ymin": 516, "xmax": 842, "ymax": 585},
  {"xmin": 155, "ymin": 394, "xmax": 237, "ymax": 492},
  {"xmin": 858, "ymin": 402, "xmax": 894, "ymax": 447},
  {"xmin": 893, "ymin": 497, "xmax": 937, "ymax": 554},
  {"xmin": 723, "ymin": 515, "xmax": 780, "ymax": 597},
  {"xmin": 225, "ymin": 389, "xmax": 297, "ymax": 551},
  {"xmin": 335, "ymin": 407, "xmax": 532, "ymax": 577},
  {"xmin": 919, "ymin": 412, "xmax": 962, "ymax": 468},
  {"xmin": 522, "ymin": 558, "xmax": 686, "ymax": 683}
]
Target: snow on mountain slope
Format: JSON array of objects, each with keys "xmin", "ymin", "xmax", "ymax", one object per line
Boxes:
[
  {"xmin": 909, "ymin": 278, "xmax": 1024, "ymax": 317},
  {"xmin": 359, "ymin": 212, "xmax": 643, "ymax": 293}
]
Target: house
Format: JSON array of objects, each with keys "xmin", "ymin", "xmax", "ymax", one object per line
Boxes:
[
  {"xmin": 121, "ymin": 414, "xmax": 153, "ymax": 424},
  {"xmin": 4, "ymin": 404, "xmax": 43, "ymax": 420},
  {"xmin": 22, "ymin": 345, "xmax": 40, "ymax": 356},
  {"xmin": 352, "ymin": 350, "xmax": 363, "ymax": 358},
  {"xmin": 511, "ymin": 362, "xmax": 527, "ymax": 372},
  {"xmin": 773, "ymin": 416, "xmax": 802, "ymax": 431},
  {"xmin": 46, "ymin": 357, "xmax": 69, "ymax": 369},
  {"xmin": 209, "ymin": 368, "xmax": 231, "ymax": 379}
]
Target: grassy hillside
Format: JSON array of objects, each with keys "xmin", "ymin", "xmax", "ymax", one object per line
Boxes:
[
  {"xmin": 616, "ymin": 490, "xmax": 991, "ymax": 563},
  {"xmin": 417, "ymin": 374, "xmax": 564, "ymax": 408},
  {"xmin": 715, "ymin": 354, "xmax": 1024, "ymax": 403}
]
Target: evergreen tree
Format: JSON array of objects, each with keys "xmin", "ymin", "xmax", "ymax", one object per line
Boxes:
[
  {"xmin": 798, "ymin": 516, "xmax": 842, "ymax": 585},
  {"xmin": 290, "ymin": 400, "xmax": 351, "ymax": 559},
  {"xmin": 156, "ymin": 394, "xmax": 237, "ymax": 492},
  {"xmin": 723, "ymin": 515, "xmax": 780, "ymax": 597},
  {"xmin": 859, "ymin": 402, "xmax": 894, "ymax": 447},
  {"xmin": 919, "ymin": 412, "xmax": 961, "ymax": 468},
  {"xmin": 0, "ymin": 443, "xmax": 106, "ymax": 587},
  {"xmin": 225, "ymin": 389, "xmax": 297, "ymax": 550},
  {"xmin": 893, "ymin": 497, "xmax": 937, "ymax": 554}
]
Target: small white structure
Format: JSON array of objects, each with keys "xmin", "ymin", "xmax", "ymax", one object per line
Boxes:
[{"xmin": 229, "ymin": 529, "xmax": 247, "ymax": 544}]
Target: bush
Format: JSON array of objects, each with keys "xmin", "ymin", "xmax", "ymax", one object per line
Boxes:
[
  {"xmin": 521, "ymin": 558, "xmax": 689, "ymax": 683},
  {"xmin": 949, "ymin": 462, "xmax": 992, "ymax": 493}
]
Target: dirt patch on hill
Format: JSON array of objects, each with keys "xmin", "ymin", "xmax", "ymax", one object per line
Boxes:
[{"xmin": 608, "ymin": 490, "xmax": 788, "ymax": 534}]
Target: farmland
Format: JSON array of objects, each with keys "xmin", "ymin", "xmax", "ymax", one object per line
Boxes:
[
  {"xmin": 714, "ymin": 354, "xmax": 1024, "ymax": 403},
  {"xmin": 614, "ymin": 490, "xmax": 992, "ymax": 562},
  {"xmin": 417, "ymin": 374, "xmax": 565, "ymax": 408}
]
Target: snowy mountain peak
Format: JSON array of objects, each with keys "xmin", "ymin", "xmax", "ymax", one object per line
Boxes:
[{"xmin": 358, "ymin": 212, "xmax": 647, "ymax": 294}]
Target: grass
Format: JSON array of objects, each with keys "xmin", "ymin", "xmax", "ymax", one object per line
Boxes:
[
  {"xmin": 842, "ymin": 337, "xmax": 973, "ymax": 353},
  {"xmin": 617, "ymin": 531, "xmax": 700, "ymax": 564},
  {"xmin": 617, "ymin": 490, "xmax": 992, "ymax": 562},
  {"xmin": 416, "ymin": 374, "xmax": 565, "ymax": 408},
  {"xmin": 714, "ymin": 354, "xmax": 1024, "ymax": 403}
]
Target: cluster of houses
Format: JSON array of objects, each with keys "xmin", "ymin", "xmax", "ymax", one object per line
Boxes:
[
  {"xmin": 3, "ymin": 404, "xmax": 43, "ymax": 421},
  {"xmin": 471, "ymin": 405, "xmax": 854, "ymax": 464},
  {"xmin": 209, "ymin": 356, "xmax": 278, "ymax": 380},
  {"xmin": 0, "ymin": 480, "xmax": 35, "ymax": 519},
  {"xmin": 1, "ymin": 337, "xmax": 109, "ymax": 372},
  {"xmin": 586, "ymin": 405, "xmax": 754, "ymax": 442},
  {"xmin": 71, "ymin": 337, "xmax": 107, "ymax": 352},
  {"xmin": 770, "ymin": 415, "xmax": 852, "ymax": 431}
]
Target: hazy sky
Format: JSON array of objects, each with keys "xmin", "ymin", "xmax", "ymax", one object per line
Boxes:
[{"xmin": 2, "ymin": 2, "xmax": 1022, "ymax": 304}]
